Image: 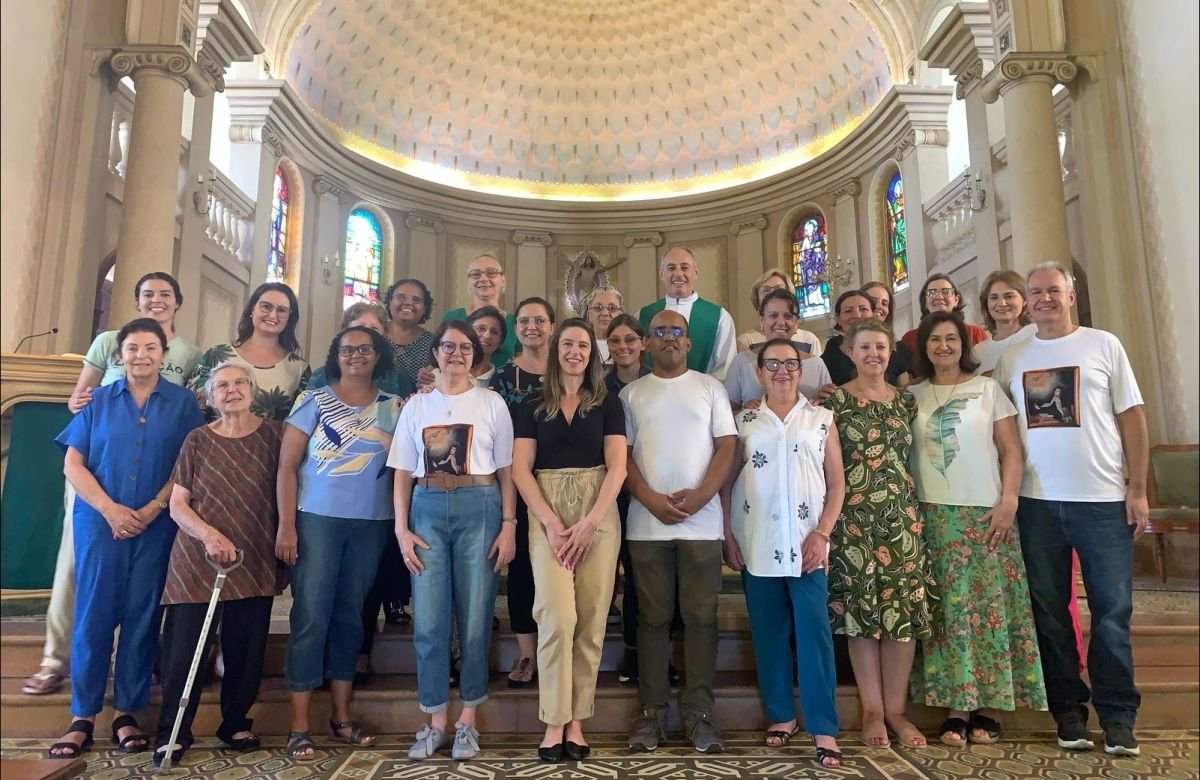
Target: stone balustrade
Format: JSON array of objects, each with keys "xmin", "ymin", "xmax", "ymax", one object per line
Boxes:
[{"xmin": 202, "ymin": 166, "xmax": 255, "ymax": 266}]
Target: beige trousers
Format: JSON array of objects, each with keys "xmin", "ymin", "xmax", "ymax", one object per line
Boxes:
[
  {"xmin": 529, "ymin": 466, "xmax": 621, "ymax": 726},
  {"xmin": 41, "ymin": 484, "xmax": 77, "ymax": 672}
]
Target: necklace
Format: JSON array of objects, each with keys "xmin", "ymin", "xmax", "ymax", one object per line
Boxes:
[
  {"xmin": 440, "ymin": 386, "xmax": 469, "ymax": 418},
  {"xmin": 930, "ymin": 371, "xmax": 965, "ymax": 410}
]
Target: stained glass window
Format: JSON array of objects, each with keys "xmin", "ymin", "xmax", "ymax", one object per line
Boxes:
[
  {"xmin": 885, "ymin": 172, "xmax": 909, "ymax": 291},
  {"xmin": 344, "ymin": 208, "xmax": 383, "ymax": 310},
  {"xmin": 267, "ymin": 167, "xmax": 288, "ymax": 284},
  {"xmin": 790, "ymin": 213, "xmax": 830, "ymax": 318}
]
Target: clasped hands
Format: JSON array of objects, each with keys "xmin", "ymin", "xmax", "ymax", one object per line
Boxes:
[
  {"xmin": 101, "ymin": 499, "xmax": 161, "ymax": 541},
  {"xmin": 542, "ymin": 512, "xmax": 600, "ymax": 571}
]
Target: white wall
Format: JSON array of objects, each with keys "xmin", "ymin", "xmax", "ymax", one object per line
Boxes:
[{"xmin": 1121, "ymin": 0, "xmax": 1200, "ymax": 440}]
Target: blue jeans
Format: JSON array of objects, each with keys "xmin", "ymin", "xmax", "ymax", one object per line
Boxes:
[
  {"xmin": 1017, "ymin": 498, "xmax": 1140, "ymax": 727},
  {"xmin": 409, "ymin": 484, "xmax": 502, "ymax": 713},
  {"xmin": 71, "ymin": 510, "xmax": 176, "ymax": 717},
  {"xmin": 742, "ymin": 570, "xmax": 839, "ymax": 736},
  {"xmin": 285, "ymin": 512, "xmax": 389, "ymax": 692}
]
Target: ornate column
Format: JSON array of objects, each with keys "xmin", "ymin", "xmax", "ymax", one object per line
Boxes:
[
  {"xmin": 622, "ymin": 233, "xmax": 664, "ymax": 314},
  {"xmin": 831, "ymin": 179, "xmax": 863, "ymax": 289},
  {"xmin": 982, "ymin": 55, "xmax": 1078, "ymax": 272},
  {"xmin": 511, "ymin": 230, "xmax": 553, "ymax": 304},
  {"xmin": 224, "ymin": 81, "xmax": 286, "ymax": 288},
  {"xmin": 920, "ymin": 3, "xmax": 1004, "ymax": 278},
  {"xmin": 108, "ymin": 46, "xmax": 214, "ymax": 325},
  {"xmin": 728, "ymin": 215, "xmax": 767, "ymax": 327},
  {"xmin": 404, "ymin": 213, "xmax": 444, "ymax": 303},
  {"xmin": 307, "ymin": 176, "xmax": 351, "ymax": 355}
]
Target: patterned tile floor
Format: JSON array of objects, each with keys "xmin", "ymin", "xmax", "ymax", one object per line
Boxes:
[{"xmin": 4, "ymin": 731, "xmax": 1198, "ymax": 779}]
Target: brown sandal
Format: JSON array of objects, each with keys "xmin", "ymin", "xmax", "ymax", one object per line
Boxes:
[
  {"xmin": 507, "ymin": 657, "xmax": 536, "ymax": 688},
  {"xmin": 23, "ymin": 668, "xmax": 65, "ymax": 695}
]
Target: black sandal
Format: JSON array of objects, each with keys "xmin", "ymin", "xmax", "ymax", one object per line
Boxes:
[
  {"xmin": 329, "ymin": 718, "xmax": 375, "ymax": 746},
  {"xmin": 111, "ymin": 714, "xmax": 149, "ymax": 754},
  {"xmin": 218, "ymin": 721, "xmax": 261, "ymax": 752},
  {"xmin": 47, "ymin": 719, "xmax": 94, "ymax": 758},
  {"xmin": 815, "ymin": 746, "xmax": 844, "ymax": 768},
  {"xmin": 939, "ymin": 717, "xmax": 970, "ymax": 746},
  {"xmin": 152, "ymin": 740, "xmax": 191, "ymax": 767},
  {"xmin": 287, "ymin": 730, "xmax": 318, "ymax": 760},
  {"xmin": 764, "ymin": 723, "xmax": 800, "ymax": 747},
  {"xmin": 968, "ymin": 712, "xmax": 1002, "ymax": 744}
]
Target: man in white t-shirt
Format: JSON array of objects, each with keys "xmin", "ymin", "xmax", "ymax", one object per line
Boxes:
[
  {"xmin": 619, "ymin": 309, "xmax": 737, "ymax": 754},
  {"xmin": 993, "ymin": 261, "xmax": 1149, "ymax": 757}
]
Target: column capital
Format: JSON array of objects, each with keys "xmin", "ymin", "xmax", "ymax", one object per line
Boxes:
[
  {"xmin": 622, "ymin": 232, "xmax": 663, "ymax": 248},
  {"xmin": 728, "ymin": 215, "xmax": 767, "ymax": 236},
  {"xmin": 982, "ymin": 53, "xmax": 1079, "ymax": 104},
  {"xmin": 108, "ymin": 44, "xmax": 214, "ymax": 97},
  {"xmin": 313, "ymin": 175, "xmax": 350, "ymax": 201},
  {"xmin": 831, "ymin": 178, "xmax": 862, "ymax": 201},
  {"xmin": 894, "ymin": 128, "xmax": 949, "ymax": 160},
  {"xmin": 405, "ymin": 213, "xmax": 444, "ymax": 233},
  {"xmin": 229, "ymin": 121, "xmax": 284, "ymax": 158},
  {"xmin": 919, "ymin": 2, "xmax": 995, "ymax": 99},
  {"xmin": 512, "ymin": 230, "xmax": 553, "ymax": 246}
]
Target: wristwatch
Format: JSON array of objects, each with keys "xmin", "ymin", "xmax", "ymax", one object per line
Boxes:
[
  {"xmin": 502, "ymin": 516, "xmax": 518, "ymax": 526},
  {"xmin": 156, "ymin": 497, "xmax": 169, "ymax": 510}
]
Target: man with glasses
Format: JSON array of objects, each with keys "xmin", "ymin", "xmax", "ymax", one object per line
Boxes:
[
  {"xmin": 993, "ymin": 261, "xmax": 1147, "ymax": 757},
  {"xmin": 899, "ymin": 273, "xmax": 989, "ymax": 363},
  {"xmin": 443, "ymin": 255, "xmax": 519, "ymax": 367},
  {"xmin": 637, "ymin": 247, "xmax": 737, "ymax": 381},
  {"xmin": 620, "ymin": 310, "xmax": 737, "ymax": 753}
]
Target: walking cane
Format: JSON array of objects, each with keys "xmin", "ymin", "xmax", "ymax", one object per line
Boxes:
[{"xmin": 158, "ymin": 550, "xmax": 244, "ymax": 774}]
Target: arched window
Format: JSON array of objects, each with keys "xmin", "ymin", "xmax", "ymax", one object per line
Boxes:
[
  {"xmin": 790, "ymin": 212, "xmax": 830, "ymax": 318},
  {"xmin": 267, "ymin": 166, "xmax": 289, "ymax": 284},
  {"xmin": 885, "ymin": 172, "xmax": 909, "ymax": 291},
  {"xmin": 344, "ymin": 208, "xmax": 383, "ymax": 310}
]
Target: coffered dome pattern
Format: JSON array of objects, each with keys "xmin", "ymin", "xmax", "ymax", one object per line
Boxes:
[{"xmin": 285, "ymin": 0, "xmax": 893, "ymax": 199}]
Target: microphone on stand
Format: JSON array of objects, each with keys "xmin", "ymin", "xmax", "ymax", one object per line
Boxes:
[{"xmin": 14, "ymin": 327, "xmax": 58, "ymax": 354}]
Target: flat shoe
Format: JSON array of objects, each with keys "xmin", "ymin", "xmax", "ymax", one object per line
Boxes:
[
  {"xmin": 538, "ymin": 742, "xmax": 564, "ymax": 762},
  {"xmin": 23, "ymin": 669, "xmax": 65, "ymax": 695},
  {"xmin": 564, "ymin": 740, "xmax": 590, "ymax": 760},
  {"xmin": 152, "ymin": 742, "xmax": 190, "ymax": 767}
]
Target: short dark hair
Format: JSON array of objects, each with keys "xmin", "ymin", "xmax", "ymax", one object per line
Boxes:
[
  {"xmin": 430, "ymin": 320, "xmax": 485, "ymax": 370},
  {"xmin": 605, "ymin": 312, "xmax": 645, "ymax": 339},
  {"xmin": 919, "ymin": 273, "xmax": 966, "ymax": 317},
  {"xmin": 758, "ymin": 287, "xmax": 800, "ymax": 317},
  {"xmin": 385, "ymin": 278, "xmax": 434, "ymax": 325},
  {"xmin": 756, "ymin": 337, "xmax": 804, "ymax": 368},
  {"xmin": 915, "ymin": 311, "xmax": 980, "ymax": 378},
  {"xmin": 833, "ymin": 289, "xmax": 874, "ymax": 332},
  {"xmin": 236, "ymin": 282, "xmax": 303, "ymax": 355},
  {"xmin": 466, "ymin": 305, "xmax": 508, "ymax": 344},
  {"xmin": 323, "ymin": 325, "xmax": 394, "ymax": 383},
  {"xmin": 515, "ymin": 296, "xmax": 556, "ymax": 323},
  {"xmin": 115, "ymin": 317, "xmax": 168, "ymax": 354},
  {"xmin": 134, "ymin": 272, "xmax": 184, "ymax": 307}
]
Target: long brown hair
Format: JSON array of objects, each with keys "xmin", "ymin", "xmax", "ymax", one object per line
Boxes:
[
  {"xmin": 537, "ymin": 318, "xmax": 607, "ymax": 421},
  {"xmin": 979, "ymin": 269, "xmax": 1033, "ymax": 333}
]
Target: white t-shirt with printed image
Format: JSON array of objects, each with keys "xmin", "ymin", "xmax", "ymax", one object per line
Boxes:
[
  {"xmin": 993, "ymin": 326, "xmax": 1143, "ymax": 502},
  {"xmin": 619, "ymin": 370, "xmax": 738, "ymax": 541},
  {"xmin": 387, "ymin": 385, "xmax": 514, "ymax": 478},
  {"xmin": 973, "ymin": 324, "xmax": 1036, "ymax": 376}
]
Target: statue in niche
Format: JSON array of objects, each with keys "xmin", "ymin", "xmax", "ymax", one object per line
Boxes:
[{"xmin": 563, "ymin": 249, "xmax": 626, "ymax": 314}]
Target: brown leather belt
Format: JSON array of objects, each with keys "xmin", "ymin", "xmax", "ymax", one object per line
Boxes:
[{"xmin": 415, "ymin": 473, "xmax": 496, "ymax": 491}]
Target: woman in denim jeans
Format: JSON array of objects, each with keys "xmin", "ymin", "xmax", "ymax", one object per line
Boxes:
[
  {"xmin": 276, "ymin": 326, "xmax": 402, "ymax": 759},
  {"xmin": 389, "ymin": 321, "xmax": 517, "ymax": 760}
]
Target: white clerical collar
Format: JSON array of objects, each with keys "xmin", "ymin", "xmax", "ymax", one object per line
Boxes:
[{"xmin": 667, "ymin": 292, "xmax": 699, "ymax": 305}]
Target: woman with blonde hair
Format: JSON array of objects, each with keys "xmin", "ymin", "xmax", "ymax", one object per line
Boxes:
[{"xmin": 736, "ymin": 269, "xmax": 823, "ymax": 356}]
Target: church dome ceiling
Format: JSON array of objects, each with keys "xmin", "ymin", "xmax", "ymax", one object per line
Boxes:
[{"xmin": 284, "ymin": 0, "xmax": 893, "ymax": 200}]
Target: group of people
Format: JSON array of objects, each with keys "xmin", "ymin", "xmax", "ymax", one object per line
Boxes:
[{"xmin": 34, "ymin": 247, "xmax": 1147, "ymax": 768}]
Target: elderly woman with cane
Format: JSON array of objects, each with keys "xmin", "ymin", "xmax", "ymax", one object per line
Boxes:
[{"xmin": 152, "ymin": 362, "xmax": 284, "ymax": 766}]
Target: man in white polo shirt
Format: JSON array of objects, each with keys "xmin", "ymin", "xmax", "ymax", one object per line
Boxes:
[
  {"xmin": 620, "ymin": 310, "xmax": 737, "ymax": 754},
  {"xmin": 994, "ymin": 261, "xmax": 1148, "ymax": 757}
]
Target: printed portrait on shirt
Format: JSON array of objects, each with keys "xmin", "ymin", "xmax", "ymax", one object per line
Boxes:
[
  {"xmin": 1022, "ymin": 367, "xmax": 1080, "ymax": 428},
  {"xmin": 422, "ymin": 424, "xmax": 473, "ymax": 475}
]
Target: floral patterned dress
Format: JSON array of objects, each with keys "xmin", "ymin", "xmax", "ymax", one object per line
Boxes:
[
  {"xmin": 188, "ymin": 344, "xmax": 311, "ymax": 422},
  {"xmin": 822, "ymin": 387, "xmax": 935, "ymax": 640}
]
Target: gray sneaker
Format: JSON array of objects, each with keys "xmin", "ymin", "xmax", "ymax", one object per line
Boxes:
[
  {"xmin": 685, "ymin": 713, "xmax": 726, "ymax": 754},
  {"xmin": 408, "ymin": 724, "xmax": 449, "ymax": 760},
  {"xmin": 451, "ymin": 722, "xmax": 481, "ymax": 760},
  {"xmin": 628, "ymin": 707, "xmax": 668, "ymax": 752}
]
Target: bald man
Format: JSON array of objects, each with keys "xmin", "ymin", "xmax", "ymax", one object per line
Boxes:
[
  {"xmin": 443, "ymin": 254, "xmax": 518, "ymax": 367},
  {"xmin": 619, "ymin": 310, "xmax": 737, "ymax": 753},
  {"xmin": 637, "ymin": 248, "xmax": 736, "ymax": 381}
]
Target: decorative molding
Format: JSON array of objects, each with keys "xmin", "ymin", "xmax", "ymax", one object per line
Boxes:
[
  {"xmin": 195, "ymin": 47, "xmax": 226, "ymax": 92},
  {"xmin": 832, "ymin": 178, "xmax": 862, "ymax": 200},
  {"xmin": 405, "ymin": 213, "xmax": 444, "ymax": 233},
  {"xmin": 313, "ymin": 175, "xmax": 349, "ymax": 200},
  {"xmin": 622, "ymin": 233, "xmax": 663, "ymax": 248},
  {"xmin": 982, "ymin": 53, "xmax": 1079, "ymax": 104},
  {"xmin": 512, "ymin": 230, "xmax": 553, "ymax": 246},
  {"xmin": 108, "ymin": 44, "xmax": 212, "ymax": 97},
  {"xmin": 728, "ymin": 215, "xmax": 767, "ymax": 235},
  {"xmin": 894, "ymin": 128, "xmax": 949, "ymax": 159},
  {"xmin": 955, "ymin": 58, "xmax": 987, "ymax": 100},
  {"xmin": 259, "ymin": 122, "xmax": 284, "ymax": 158}
]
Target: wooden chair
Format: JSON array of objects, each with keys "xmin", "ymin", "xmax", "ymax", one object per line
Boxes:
[{"xmin": 1145, "ymin": 444, "xmax": 1200, "ymax": 583}]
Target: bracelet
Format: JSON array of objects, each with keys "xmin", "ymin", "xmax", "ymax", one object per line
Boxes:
[
  {"xmin": 811, "ymin": 527, "xmax": 831, "ymax": 542},
  {"xmin": 502, "ymin": 517, "xmax": 518, "ymax": 526}
]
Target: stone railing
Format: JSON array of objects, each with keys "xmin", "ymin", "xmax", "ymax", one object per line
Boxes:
[
  {"xmin": 201, "ymin": 166, "xmax": 255, "ymax": 266},
  {"xmin": 107, "ymin": 81, "xmax": 135, "ymax": 178},
  {"xmin": 926, "ymin": 170, "xmax": 977, "ymax": 262}
]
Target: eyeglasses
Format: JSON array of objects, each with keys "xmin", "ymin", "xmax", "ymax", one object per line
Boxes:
[
  {"xmin": 438, "ymin": 341, "xmax": 475, "ymax": 355},
  {"xmin": 390, "ymin": 293, "xmax": 424, "ymax": 305},
  {"xmin": 516, "ymin": 316, "xmax": 550, "ymax": 327},
  {"xmin": 925, "ymin": 287, "xmax": 957, "ymax": 299},
  {"xmin": 257, "ymin": 300, "xmax": 291, "ymax": 317},
  {"xmin": 759, "ymin": 284, "xmax": 787, "ymax": 295},
  {"xmin": 467, "ymin": 269, "xmax": 504, "ymax": 280},
  {"xmin": 763, "ymin": 311, "xmax": 799, "ymax": 321},
  {"xmin": 607, "ymin": 334, "xmax": 642, "ymax": 347},
  {"xmin": 337, "ymin": 344, "xmax": 376, "ymax": 357},
  {"xmin": 589, "ymin": 304, "xmax": 623, "ymax": 315},
  {"xmin": 763, "ymin": 358, "xmax": 801, "ymax": 372},
  {"xmin": 650, "ymin": 325, "xmax": 686, "ymax": 339}
]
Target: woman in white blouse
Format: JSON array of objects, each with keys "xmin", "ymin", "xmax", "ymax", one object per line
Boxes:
[{"xmin": 721, "ymin": 338, "xmax": 846, "ymax": 769}]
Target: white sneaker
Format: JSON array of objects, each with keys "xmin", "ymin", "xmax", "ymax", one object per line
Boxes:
[{"xmin": 452, "ymin": 722, "xmax": 481, "ymax": 760}]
